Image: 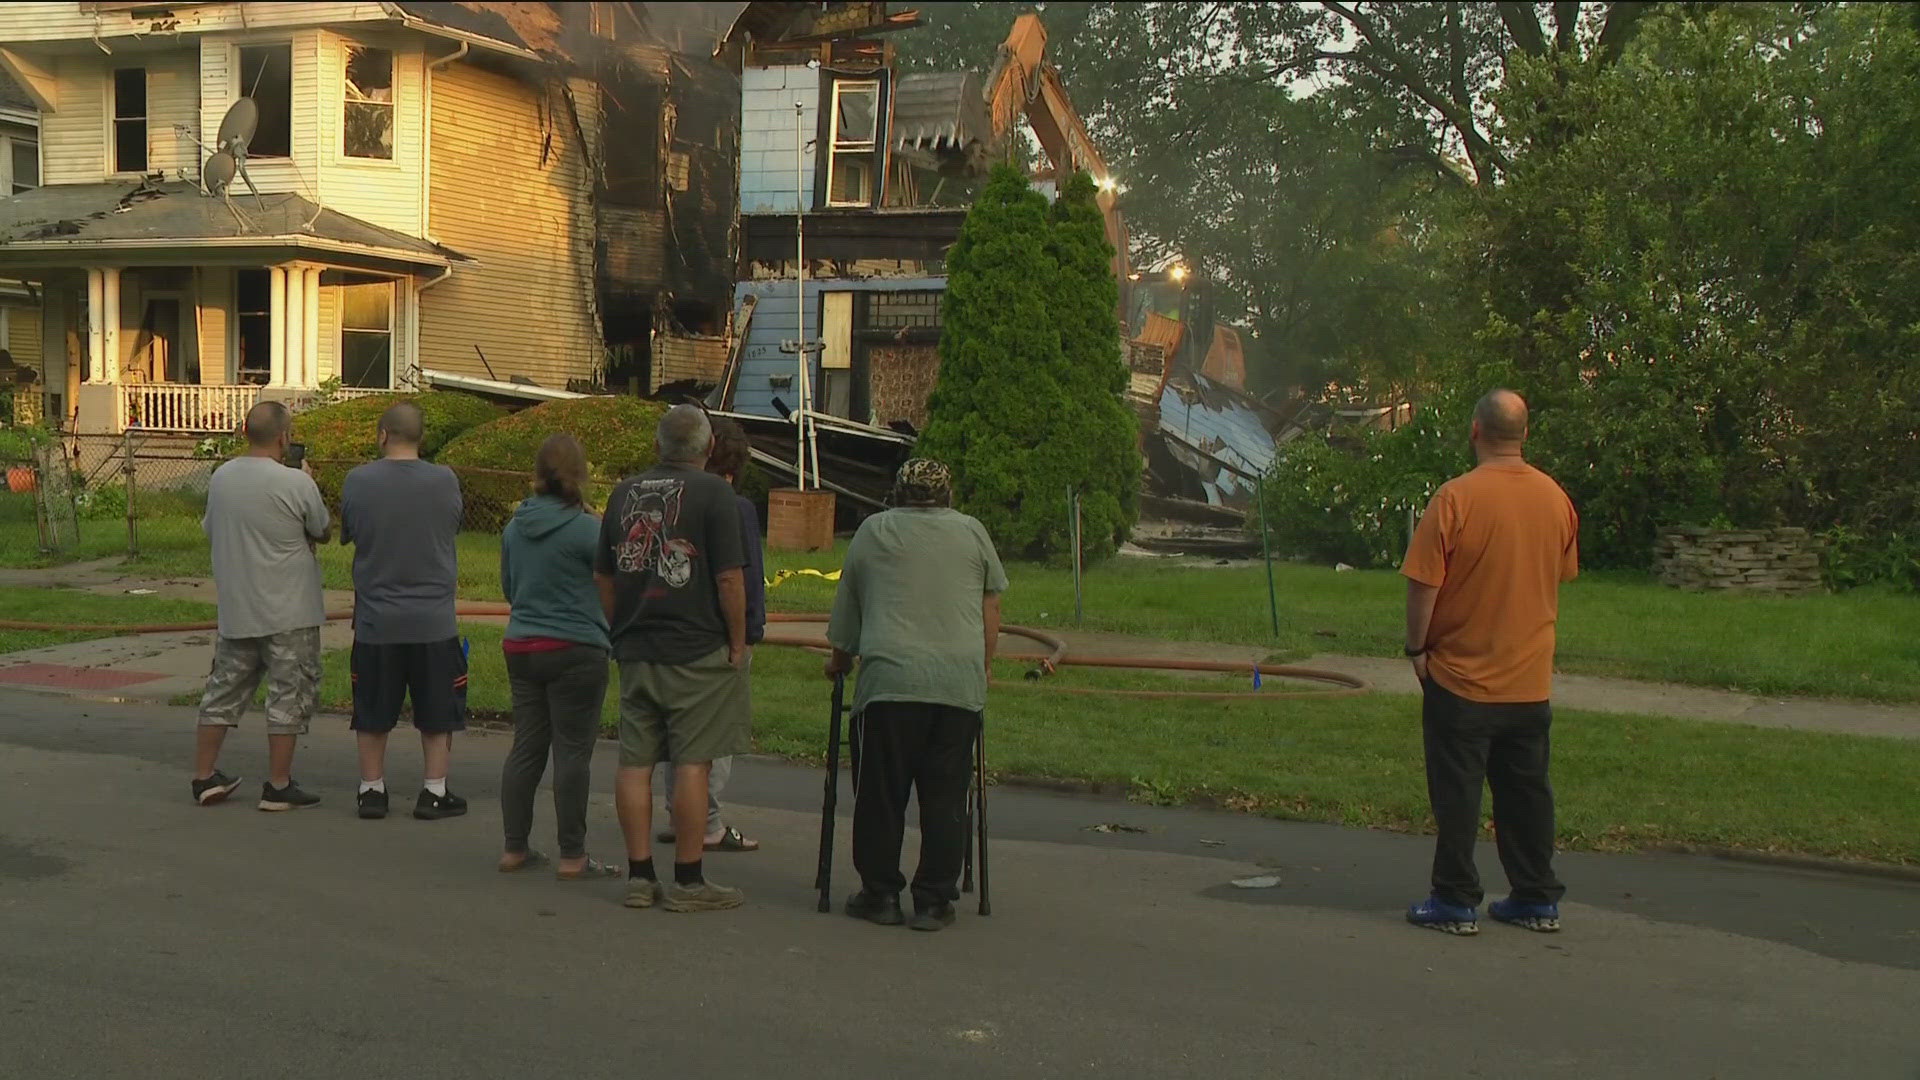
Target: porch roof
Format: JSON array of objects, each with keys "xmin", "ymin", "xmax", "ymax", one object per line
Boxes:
[{"xmin": 0, "ymin": 181, "xmax": 469, "ymax": 271}]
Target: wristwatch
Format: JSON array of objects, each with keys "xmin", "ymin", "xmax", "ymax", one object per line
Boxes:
[{"xmin": 1404, "ymin": 646, "xmax": 1427, "ymax": 657}]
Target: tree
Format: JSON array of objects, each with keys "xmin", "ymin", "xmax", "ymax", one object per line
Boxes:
[{"xmin": 918, "ymin": 165, "xmax": 1138, "ymax": 561}]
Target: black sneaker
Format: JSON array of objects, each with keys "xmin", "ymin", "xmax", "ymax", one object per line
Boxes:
[
  {"xmin": 909, "ymin": 897, "xmax": 957, "ymax": 933},
  {"xmin": 414, "ymin": 789, "xmax": 468, "ymax": 820},
  {"xmin": 845, "ymin": 890, "xmax": 905, "ymax": 926},
  {"xmin": 258, "ymin": 779, "xmax": 321, "ymax": 812},
  {"xmin": 191, "ymin": 770, "xmax": 244, "ymax": 806},
  {"xmin": 358, "ymin": 787, "xmax": 390, "ymax": 820}
]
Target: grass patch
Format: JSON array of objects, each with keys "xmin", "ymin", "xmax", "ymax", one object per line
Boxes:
[
  {"xmin": 294, "ymin": 623, "xmax": 1920, "ymax": 866},
  {"xmin": 20, "ymin": 510, "xmax": 1920, "ymax": 702},
  {"xmin": 0, "ymin": 584, "xmax": 217, "ymax": 654}
]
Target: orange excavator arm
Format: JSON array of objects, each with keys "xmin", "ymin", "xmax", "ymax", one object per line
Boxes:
[{"xmin": 985, "ymin": 13, "xmax": 1130, "ymax": 318}]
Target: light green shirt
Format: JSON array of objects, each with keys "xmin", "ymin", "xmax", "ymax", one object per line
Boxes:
[{"xmin": 827, "ymin": 507, "xmax": 1009, "ymax": 714}]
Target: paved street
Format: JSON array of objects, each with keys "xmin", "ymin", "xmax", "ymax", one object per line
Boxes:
[{"xmin": 2, "ymin": 689, "xmax": 1917, "ymax": 1079}]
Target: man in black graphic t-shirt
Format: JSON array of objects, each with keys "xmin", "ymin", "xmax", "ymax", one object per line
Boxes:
[{"xmin": 594, "ymin": 404, "xmax": 749, "ymax": 913}]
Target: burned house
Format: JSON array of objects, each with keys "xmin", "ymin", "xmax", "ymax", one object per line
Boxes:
[{"xmin": 0, "ymin": 1, "xmax": 739, "ymax": 434}]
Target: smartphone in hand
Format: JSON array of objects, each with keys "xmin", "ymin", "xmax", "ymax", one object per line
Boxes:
[{"xmin": 285, "ymin": 442, "xmax": 307, "ymax": 470}]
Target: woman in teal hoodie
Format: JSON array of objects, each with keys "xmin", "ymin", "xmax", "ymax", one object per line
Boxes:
[{"xmin": 496, "ymin": 434, "xmax": 617, "ymax": 879}]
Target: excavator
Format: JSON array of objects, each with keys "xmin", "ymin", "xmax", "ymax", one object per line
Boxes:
[{"xmin": 981, "ymin": 13, "xmax": 1248, "ymax": 398}]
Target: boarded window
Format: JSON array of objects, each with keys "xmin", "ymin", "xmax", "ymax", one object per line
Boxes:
[
  {"xmin": 827, "ymin": 80, "xmax": 879, "ymax": 207},
  {"xmin": 239, "ymin": 44, "xmax": 294, "ymax": 158},
  {"xmin": 112, "ymin": 68, "xmax": 147, "ymax": 173},
  {"xmin": 339, "ymin": 282, "xmax": 393, "ymax": 389},
  {"xmin": 344, "ymin": 46, "xmax": 394, "ymax": 160}
]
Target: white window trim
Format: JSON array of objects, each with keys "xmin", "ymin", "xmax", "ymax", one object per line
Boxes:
[
  {"xmin": 337, "ymin": 279, "xmax": 397, "ymax": 390},
  {"xmin": 340, "ymin": 41, "xmax": 399, "ymax": 167},
  {"xmin": 229, "ymin": 40, "xmax": 297, "ymax": 161},
  {"xmin": 825, "ymin": 79, "xmax": 880, "ymax": 208},
  {"xmin": 106, "ymin": 66, "xmax": 148, "ymax": 177},
  {"xmin": 0, "ymin": 133, "xmax": 38, "ymax": 195}
]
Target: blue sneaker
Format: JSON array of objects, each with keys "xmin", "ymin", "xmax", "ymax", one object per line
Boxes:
[
  {"xmin": 1406, "ymin": 896, "xmax": 1478, "ymax": 936},
  {"xmin": 1489, "ymin": 898, "xmax": 1561, "ymax": 933}
]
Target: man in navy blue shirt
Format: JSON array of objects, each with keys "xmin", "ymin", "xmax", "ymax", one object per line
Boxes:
[{"xmin": 656, "ymin": 417, "xmax": 763, "ymax": 853}]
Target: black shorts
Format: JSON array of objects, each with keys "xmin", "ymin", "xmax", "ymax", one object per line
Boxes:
[{"xmin": 349, "ymin": 638, "xmax": 468, "ymax": 734}]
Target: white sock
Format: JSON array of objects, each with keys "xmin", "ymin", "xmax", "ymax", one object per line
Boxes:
[
  {"xmin": 424, "ymin": 777, "xmax": 448, "ymax": 797},
  {"xmin": 360, "ymin": 779, "xmax": 386, "ymax": 794}
]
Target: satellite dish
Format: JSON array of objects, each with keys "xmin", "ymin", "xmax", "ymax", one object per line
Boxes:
[
  {"xmin": 13, "ymin": 367, "xmax": 38, "ymax": 386},
  {"xmin": 202, "ymin": 97, "xmax": 262, "ymax": 202},
  {"xmin": 217, "ymin": 97, "xmax": 258, "ymax": 152},
  {"xmin": 203, "ymin": 150, "xmax": 237, "ymax": 195}
]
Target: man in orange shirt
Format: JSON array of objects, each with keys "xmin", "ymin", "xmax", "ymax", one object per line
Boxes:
[{"xmin": 1401, "ymin": 389, "xmax": 1579, "ymax": 936}]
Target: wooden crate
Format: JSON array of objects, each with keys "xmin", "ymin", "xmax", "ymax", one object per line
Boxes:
[{"xmin": 766, "ymin": 488, "xmax": 837, "ymax": 552}]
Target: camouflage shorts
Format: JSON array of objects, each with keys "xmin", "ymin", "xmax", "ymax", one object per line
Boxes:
[{"xmin": 198, "ymin": 628, "xmax": 323, "ymax": 735}]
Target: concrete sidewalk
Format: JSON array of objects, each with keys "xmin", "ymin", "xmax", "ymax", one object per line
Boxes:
[
  {"xmin": 1, "ymin": 561, "xmax": 1916, "ymax": 740},
  {"xmin": 2, "ymin": 689, "xmax": 1918, "ymax": 1079}
]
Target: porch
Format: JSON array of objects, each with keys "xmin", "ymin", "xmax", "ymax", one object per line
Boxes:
[{"xmin": 0, "ymin": 180, "xmax": 465, "ymax": 434}]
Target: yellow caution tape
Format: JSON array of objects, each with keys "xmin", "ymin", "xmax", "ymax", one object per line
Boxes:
[{"xmin": 766, "ymin": 568, "xmax": 842, "ymax": 589}]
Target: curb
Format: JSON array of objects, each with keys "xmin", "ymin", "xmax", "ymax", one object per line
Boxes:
[{"xmin": 1646, "ymin": 843, "xmax": 1920, "ymax": 885}]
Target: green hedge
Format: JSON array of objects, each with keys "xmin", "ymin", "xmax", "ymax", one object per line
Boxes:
[
  {"xmin": 437, "ymin": 395, "xmax": 670, "ymax": 529},
  {"xmin": 280, "ymin": 391, "xmax": 499, "ymax": 510}
]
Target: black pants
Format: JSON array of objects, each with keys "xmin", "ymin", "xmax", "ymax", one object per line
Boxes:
[
  {"xmin": 1422, "ymin": 679, "xmax": 1565, "ymax": 908},
  {"xmin": 852, "ymin": 701, "xmax": 981, "ymax": 904},
  {"xmin": 501, "ymin": 646, "xmax": 610, "ymax": 859}
]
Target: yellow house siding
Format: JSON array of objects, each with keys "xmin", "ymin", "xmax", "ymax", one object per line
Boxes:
[
  {"xmin": 312, "ymin": 29, "xmax": 424, "ymax": 236},
  {"xmin": 314, "ymin": 282, "xmax": 339, "ymax": 382},
  {"xmin": 200, "ymin": 28, "xmax": 325, "ymax": 196},
  {"xmin": 418, "ymin": 62, "xmax": 598, "ymax": 389},
  {"xmin": 0, "ymin": 3, "xmax": 395, "ymax": 45},
  {"xmin": 42, "ymin": 49, "xmax": 198, "ymax": 184},
  {"xmin": 195, "ymin": 267, "xmax": 232, "ymax": 384},
  {"xmin": 3, "ymin": 302, "xmax": 42, "ymax": 369}
]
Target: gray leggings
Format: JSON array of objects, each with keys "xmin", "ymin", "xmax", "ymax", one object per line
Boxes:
[
  {"xmin": 501, "ymin": 646, "xmax": 610, "ymax": 859},
  {"xmin": 655, "ymin": 756, "xmax": 731, "ymax": 836}
]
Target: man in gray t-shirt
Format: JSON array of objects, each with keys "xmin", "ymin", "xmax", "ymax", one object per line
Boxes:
[
  {"xmin": 193, "ymin": 400, "xmax": 329, "ymax": 813},
  {"xmin": 338, "ymin": 401, "xmax": 468, "ymax": 822}
]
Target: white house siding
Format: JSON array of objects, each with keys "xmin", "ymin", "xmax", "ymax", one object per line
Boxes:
[
  {"xmin": 739, "ymin": 65, "xmax": 818, "ymax": 214},
  {"xmin": 314, "ymin": 281, "xmax": 339, "ymax": 383},
  {"xmin": 0, "ymin": 3, "xmax": 392, "ymax": 45},
  {"xmin": 195, "ymin": 267, "xmax": 231, "ymax": 384},
  {"xmin": 311, "ymin": 29, "xmax": 423, "ymax": 236},
  {"xmin": 199, "ymin": 28, "xmax": 324, "ymax": 196},
  {"xmin": 44, "ymin": 50, "xmax": 201, "ymax": 184},
  {"xmin": 38, "ymin": 54, "xmax": 102, "ymax": 184},
  {"xmin": 417, "ymin": 62, "xmax": 598, "ymax": 390}
]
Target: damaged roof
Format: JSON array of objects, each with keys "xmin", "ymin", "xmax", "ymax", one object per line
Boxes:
[
  {"xmin": 1157, "ymin": 372, "xmax": 1277, "ymax": 505},
  {"xmin": 390, "ymin": 2, "xmax": 558, "ymax": 56},
  {"xmin": 892, "ymin": 71, "xmax": 993, "ymax": 156},
  {"xmin": 0, "ymin": 181, "xmax": 466, "ymax": 265}
]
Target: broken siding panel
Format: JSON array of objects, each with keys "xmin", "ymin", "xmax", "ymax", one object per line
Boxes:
[
  {"xmin": 1157, "ymin": 379, "xmax": 1276, "ymax": 478},
  {"xmin": 312, "ymin": 30, "xmax": 424, "ymax": 236},
  {"xmin": 417, "ymin": 61, "xmax": 596, "ymax": 389},
  {"xmin": 739, "ymin": 65, "xmax": 817, "ymax": 214}
]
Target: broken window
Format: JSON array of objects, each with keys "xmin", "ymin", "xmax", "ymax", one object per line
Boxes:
[
  {"xmin": 344, "ymin": 46, "xmax": 394, "ymax": 160},
  {"xmin": 339, "ymin": 281, "xmax": 394, "ymax": 389},
  {"xmin": 239, "ymin": 44, "xmax": 293, "ymax": 158},
  {"xmin": 112, "ymin": 68, "xmax": 147, "ymax": 173},
  {"xmin": 826, "ymin": 80, "xmax": 879, "ymax": 207},
  {"xmin": 5, "ymin": 136, "xmax": 35, "ymax": 194},
  {"xmin": 236, "ymin": 269, "xmax": 271, "ymax": 385},
  {"xmin": 601, "ymin": 73, "xmax": 662, "ymax": 208}
]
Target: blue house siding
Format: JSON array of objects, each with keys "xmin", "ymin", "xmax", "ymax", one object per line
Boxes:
[
  {"xmin": 731, "ymin": 276, "xmax": 947, "ymax": 417},
  {"xmin": 741, "ymin": 65, "xmax": 820, "ymax": 214},
  {"xmin": 1157, "ymin": 377, "xmax": 1277, "ymax": 504}
]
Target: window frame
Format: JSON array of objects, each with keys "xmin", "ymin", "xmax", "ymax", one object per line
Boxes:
[
  {"xmin": 337, "ymin": 279, "xmax": 396, "ymax": 390},
  {"xmin": 1, "ymin": 133, "xmax": 38, "ymax": 195},
  {"xmin": 109, "ymin": 66, "xmax": 148, "ymax": 175},
  {"xmin": 824, "ymin": 78, "xmax": 881, "ymax": 209},
  {"xmin": 341, "ymin": 43, "xmax": 396, "ymax": 163},
  {"xmin": 234, "ymin": 41, "xmax": 296, "ymax": 160}
]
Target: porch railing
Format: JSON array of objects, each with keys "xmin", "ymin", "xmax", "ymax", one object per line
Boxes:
[{"xmin": 118, "ymin": 383, "xmax": 262, "ymax": 434}]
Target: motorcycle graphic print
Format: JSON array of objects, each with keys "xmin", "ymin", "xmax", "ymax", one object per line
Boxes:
[{"xmin": 614, "ymin": 479, "xmax": 698, "ymax": 588}]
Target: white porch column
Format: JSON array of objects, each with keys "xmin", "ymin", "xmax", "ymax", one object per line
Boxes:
[
  {"xmin": 100, "ymin": 268, "xmax": 121, "ymax": 383},
  {"xmin": 302, "ymin": 267, "xmax": 321, "ymax": 386},
  {"xmin": 283, "ymin": 265, "xmax": 306, "ymax": 390},
  {"xmin": 85, "ymin": 269, "xmax": 104, "ymax": 381},
  {"xmin": 268, "ymin": 266, "xmax": 287, "ymax": 386}
]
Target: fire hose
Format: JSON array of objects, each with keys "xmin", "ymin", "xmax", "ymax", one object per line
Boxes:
[{"xmin": 0, "ymin": 606, "xmax": 1367, "ymax": 700}]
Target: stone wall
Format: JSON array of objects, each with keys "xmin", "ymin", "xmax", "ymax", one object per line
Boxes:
[{"xmin": 1653, "ymin": 527, "xmax": 1824, "ymax": 593}]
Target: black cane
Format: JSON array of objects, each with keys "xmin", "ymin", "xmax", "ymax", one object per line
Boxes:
[
  {"xmin": 975, "ymin": 714, "xmax": 991, "ymax": 916},
  {"xmin": 961, "ymin": 786, "xmax": 975, "ymax": 894},
  {"xmin": 815, "ymin": 673, "xmax": 846, "ymax": 912}
]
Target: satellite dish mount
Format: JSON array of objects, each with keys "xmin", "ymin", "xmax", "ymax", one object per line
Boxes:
[{"xmin": 202, "ymin": 97, "xmax": 262, "ymax": 206}]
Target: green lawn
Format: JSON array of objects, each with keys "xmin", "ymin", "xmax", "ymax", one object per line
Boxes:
[
  {"xmin": 291, "ymin": 623, "xmax": 1920, "ymax": 866},
  {"xmin": 13, "ymin": 507, "xmax": 1920, "ymax": 702},
  {"xmin": 0, "ymin": 585, "xmax": 217, "ymax": 654}
]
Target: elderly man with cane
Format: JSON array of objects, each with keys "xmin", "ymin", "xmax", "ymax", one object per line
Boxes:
[{"xmin": 826, "ymin": 459, "xmax": 1008, "ymax": 932}]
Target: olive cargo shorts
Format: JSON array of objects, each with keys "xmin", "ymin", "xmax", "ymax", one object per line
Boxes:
[{"xmin": 616, "ymin": 646, "xmax": 751, "ymax": 767}]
